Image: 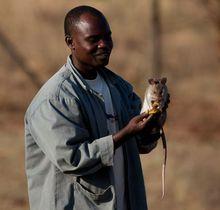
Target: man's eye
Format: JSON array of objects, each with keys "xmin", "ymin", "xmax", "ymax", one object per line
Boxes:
[{"xmin": 88, "ymin": 37, "xmax": 99, "ymax": 43}]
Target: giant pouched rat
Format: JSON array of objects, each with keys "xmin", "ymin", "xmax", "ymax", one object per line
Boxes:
[{"xmin": 141, "ymin": 77, "xmax": 168, "ymax": 199}]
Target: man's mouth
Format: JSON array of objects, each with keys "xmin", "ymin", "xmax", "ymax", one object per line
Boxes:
[
  {"xmin": 95, "ymin": 51, "xmax": 111, "ymax": 57},
  {"xmin": 95, "ymin": 53, "xmax": 111, "ymax": 61}
]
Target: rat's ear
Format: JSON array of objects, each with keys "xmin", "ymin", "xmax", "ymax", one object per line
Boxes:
[
  {"xmin": 148, "ymin": 78, "xmax": 155, "ymax": 84},
  {"xmin": 161, "ymin": 77, "xmax": 167, "ymax": 84}
]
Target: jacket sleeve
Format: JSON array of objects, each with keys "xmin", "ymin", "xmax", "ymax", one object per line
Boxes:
[{"xmin": 28, "ymin": 97, "xmax": 114, "ymax": 176}]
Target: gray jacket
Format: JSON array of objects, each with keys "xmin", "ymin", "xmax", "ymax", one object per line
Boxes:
[{"xmin": 25, "ymin": 56, "xmax": 156, "ymax": 210}]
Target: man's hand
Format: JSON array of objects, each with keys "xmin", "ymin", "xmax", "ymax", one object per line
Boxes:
[
  {"xmin": 124, "ymin": 112, "xmax": 153, "ymax": 136},
  {"xmin": 113, "ymin": 112, "xmax": 153, "ymax": 149}
]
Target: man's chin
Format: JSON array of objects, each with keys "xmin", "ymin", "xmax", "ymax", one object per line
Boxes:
[{"xmin": 95, "ymin": 59, "xmax": 109, "ymax": 68}]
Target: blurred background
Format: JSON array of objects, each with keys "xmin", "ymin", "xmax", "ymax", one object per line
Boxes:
[{"xmin": 0, "ymin": 0, "xmax": 220, "ymax": 209}]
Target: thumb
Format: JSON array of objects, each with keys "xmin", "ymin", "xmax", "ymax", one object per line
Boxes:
[
  {"xmin": 141, "ymin": 113, "xmax": 154, "ymax": 124},
  {"xmin": 137, "ymin": 112, "xmax": 149, "ymax": 121}
]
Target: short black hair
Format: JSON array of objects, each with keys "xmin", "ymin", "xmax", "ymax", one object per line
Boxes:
[{"xmin": 64, "ymin": 5, "xmax": 105, "ymax": 37}]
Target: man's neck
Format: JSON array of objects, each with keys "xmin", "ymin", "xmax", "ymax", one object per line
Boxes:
[{"xmin": 70, "ymin": 56, "xmax": 98, "ymax": 80}]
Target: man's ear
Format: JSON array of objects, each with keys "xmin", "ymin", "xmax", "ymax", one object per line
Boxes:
[{"xmin": 65, "ymin": 35, "xmax": 75, "ymax": 50}]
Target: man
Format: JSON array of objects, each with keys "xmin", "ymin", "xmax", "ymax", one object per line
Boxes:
[{"xmin": 25, "ymin": 5, "xmax": 168, "ymax": 210}]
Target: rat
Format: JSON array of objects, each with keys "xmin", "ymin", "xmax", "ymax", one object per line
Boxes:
[
  {"xmin": 141, "ymin": 77, "xmax": 168, "ymax": 115},
  {"xmin": 141, "ymin": 77, "xmax": 168, "ymax": 199}
]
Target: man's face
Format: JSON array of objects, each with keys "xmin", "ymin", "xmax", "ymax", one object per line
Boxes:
[{"xmin": 70, "ymin": 13, "xmax": 113, "ymax": 70}]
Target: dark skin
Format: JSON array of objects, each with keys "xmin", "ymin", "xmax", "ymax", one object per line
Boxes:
[{"xmin": 65, "ymin": 13, "xmax": 166, "ymax": 150}]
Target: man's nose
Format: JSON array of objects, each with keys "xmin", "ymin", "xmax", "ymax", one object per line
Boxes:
[{"xmin": 98, "ymin": 39, "xmax": 112, "ymax": 49}]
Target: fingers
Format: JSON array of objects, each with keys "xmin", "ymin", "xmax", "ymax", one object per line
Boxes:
[
  {"xmin": 139, "ymin": 114, "xmax": 154, "ymax": 129},
  {"xmin": 141, "ymin": 111, "xmax": 149, "ymax": 118},
  {"xmin": 141, "ymin": 111, "xmax": 149, "ymax": 116},
  {"xmin": 135, "ymin": 112, "xmax": 149, "ymax": 122}
]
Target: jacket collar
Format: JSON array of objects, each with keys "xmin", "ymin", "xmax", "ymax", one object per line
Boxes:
[{"xmin": 66, "ymin": 55, "xmax": 90, "ymax": 91}]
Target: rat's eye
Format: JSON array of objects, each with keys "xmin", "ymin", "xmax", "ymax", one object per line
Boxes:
[{"xmin": 151, "ymin": 100, "xmax": 155, "ymax": 104}]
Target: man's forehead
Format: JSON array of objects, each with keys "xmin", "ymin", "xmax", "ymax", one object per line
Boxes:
[{"xmin": 74, "ymin": 13, "xmax": 110, "ymax": 36}]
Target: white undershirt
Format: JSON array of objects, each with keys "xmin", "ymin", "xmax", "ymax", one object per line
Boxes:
[{"xmin": 86, "ymin": 73, "xmax": 127, "ymax": 210}]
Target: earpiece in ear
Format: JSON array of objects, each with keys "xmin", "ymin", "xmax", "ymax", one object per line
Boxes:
[{"xmin": 65, "ymin": 35, "xmax": 74, "ymax": 49}]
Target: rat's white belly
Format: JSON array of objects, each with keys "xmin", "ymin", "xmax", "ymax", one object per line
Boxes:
[{"xmin": 141, "ymin": 91, "xmax": 156, "ymax": 113}]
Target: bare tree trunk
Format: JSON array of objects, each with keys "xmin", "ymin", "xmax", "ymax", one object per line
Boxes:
[
  {"xmin": 151, "ymin": 0, "xmax": 162, "ymax": 77},
  {"xmin": 0, "ymin": 29, "xmax": 42, "ymax": 88},
  {"xmin": 201, "ymin": 0, "xmax": 220, "ymax": 58}
]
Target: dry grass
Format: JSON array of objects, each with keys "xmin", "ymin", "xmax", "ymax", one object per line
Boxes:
[
  {"xmin": 0, "ymin": 0, "xmax": 220, "ymax": 209},
  {"xmin": 0, "ymin": 130, "xmax": 28, "ymax": 210},
  {"xmin": 141, "ymin": 139, "xmax": 220, "ymax": 210}
]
